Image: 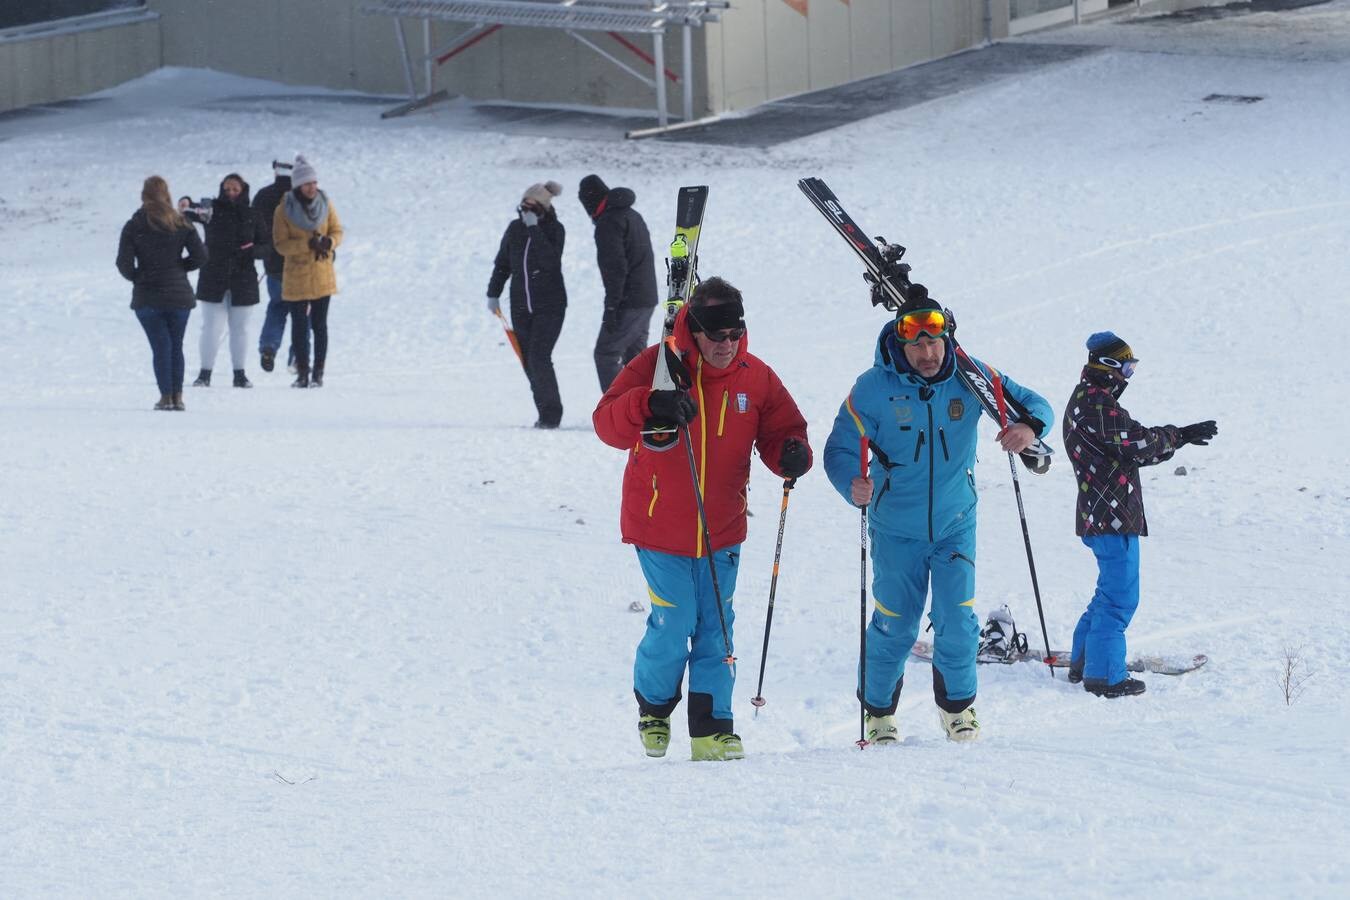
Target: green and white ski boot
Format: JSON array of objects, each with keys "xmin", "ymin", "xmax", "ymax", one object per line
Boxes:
[
  {"xmin": 639, "ymin": 715, "xmax": 671, "ymax": 758},
  {"xmin": 939, "ymin": 706, "xmax": 980, "ymax": 742},
  {"xmin": 865, "ymin": 713, "xmax": 899, "ymax": 744},
  {"xmin": 690, "ymin": 732, "xmax": 745, "ymax": 761}
]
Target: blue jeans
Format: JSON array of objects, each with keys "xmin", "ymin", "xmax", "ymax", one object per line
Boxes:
[
  {"xmin": 1071, "ymin": 534, "xmax": 1141, "ymax": 685},
  {"xmin": 633, "ymin": 545, "xmax": 741, "ymax": 737},
  {"xmin": 135, "ymin": 307, "xmax": 191, "ymax": 394},
  {"xmin": 258, "ymin": 275, "xmax": 292, "ymax": 358},
  {"xmin": 862, "ymin": 520, "xmax": 979, "ymax": 714}
]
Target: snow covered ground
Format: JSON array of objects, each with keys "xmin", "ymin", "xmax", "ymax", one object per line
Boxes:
[{"xmin": 2, "ymin": 2, "xmax": 1349, "ymax": 895}]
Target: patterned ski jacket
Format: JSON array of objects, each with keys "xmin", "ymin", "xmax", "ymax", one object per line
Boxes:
[
  {"xmin": 592, "ymin": 307, "xmax": 811, "ymax": 557},
  {"xmin": 1063, "ymin": 366, "xmax": 1182, "ymax": 537},
  {"xmin": 824, "ymin": 323, "xmax": 1053, "ymax": 543}
]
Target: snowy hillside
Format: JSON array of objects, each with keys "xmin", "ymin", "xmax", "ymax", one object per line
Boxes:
[{"xmin": 2, "ymin": 3, "xmax": 1349, "ymax": 896}]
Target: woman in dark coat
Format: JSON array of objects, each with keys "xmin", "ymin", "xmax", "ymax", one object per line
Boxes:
[
  {"xmin": 182, "ymin": 173, "xmax": 262, "ymax": 388},
  {"xmin": 486, "ymin": 180, "xmax": 567, "ymax": 429},
  {"xmin": 117, "ymin": 175, "xmax": 207, "ymax": 410}
]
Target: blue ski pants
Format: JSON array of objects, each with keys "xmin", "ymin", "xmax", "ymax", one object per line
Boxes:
[
  {"xmin": 862, "ymin": 520, "xmax": 979, "ymax": 715},
  {"xmin": 1071, "ymin": 534, "xmax": 1141, "ymax": 685},
  {"xmin": 633, "ymin": 545, "xmax": 740, "ymax": 737}
]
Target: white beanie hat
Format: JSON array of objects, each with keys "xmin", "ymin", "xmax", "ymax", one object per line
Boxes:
[
  {"xmin": 522, "ymin": 180, "xmax": 563, "ymax": 210},
  {"xmin": 292, "ymin": 154, "xmax": 318, "ymax": 188}
]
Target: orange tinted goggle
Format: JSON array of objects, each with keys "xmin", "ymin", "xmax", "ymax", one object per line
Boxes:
[{"xmin": 896, "ymin": 309, "xmax": 948, "ymax": 343}]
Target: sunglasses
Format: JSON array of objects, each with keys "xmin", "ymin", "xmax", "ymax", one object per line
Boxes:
[
  {"xmin": 1098, "ymin": 356, "xmax": 1139, "ymax": 378},
  {"xmin": 896, "ymin": 309, "xmax": 948, "ymax": 343},
  {"xmin": 701, "ymin": 327, "xmax": 744, "ymax": 344}
]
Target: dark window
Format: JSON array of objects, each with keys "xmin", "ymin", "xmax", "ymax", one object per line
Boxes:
[{"xmin": 0, "ymin": 1, "xmax": 145, "ymax": 30}]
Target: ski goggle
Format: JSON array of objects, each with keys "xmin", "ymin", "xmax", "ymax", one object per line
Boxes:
[
  {"xmin": 1097, "ymin": 355, "xmax": 1139, "ymax": 378},
  {"xmin": 896, "ymin": 309, "xmax": 948, "ymax": 343},
  {"xmin": 702, "ymin": 327, "xmax": 744, "ymax": 344}
]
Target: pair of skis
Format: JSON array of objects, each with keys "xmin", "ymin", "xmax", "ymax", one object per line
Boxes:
[{"xmin": 796, "ymin": 176, "xmax": 1054, "ymax": 473}]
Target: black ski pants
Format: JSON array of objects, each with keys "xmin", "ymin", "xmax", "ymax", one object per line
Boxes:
[
  {"xmin": 515, "ymin": 309, "xmax": 564, "ymax": 427},
  {"xmin": 288, "ymin": 296, "xmax": 330, "ymax": 374}
]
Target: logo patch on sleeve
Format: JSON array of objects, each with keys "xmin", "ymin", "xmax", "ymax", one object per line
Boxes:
[{"xmin": 948, "ymin": 398, "xmax": 965, "ymax": 421}]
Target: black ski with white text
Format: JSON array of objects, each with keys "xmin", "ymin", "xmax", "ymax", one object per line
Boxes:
[{"xmin": 796, "ymin": 176, "xmax": 1053, "ymax": 473}]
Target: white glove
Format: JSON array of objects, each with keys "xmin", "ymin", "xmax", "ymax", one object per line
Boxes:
[{"xmin": 486, "ymin": 295, "xmax": 501, "ymax": 314}]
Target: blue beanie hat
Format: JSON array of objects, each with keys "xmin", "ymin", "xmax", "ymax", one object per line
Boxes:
[{"xmin": 1087, "ymin": 331, "xmax": 1137, "ymax": 372}]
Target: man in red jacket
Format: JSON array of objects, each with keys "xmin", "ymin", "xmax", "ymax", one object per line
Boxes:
[{"xmin": 594, "ymin": 277, "xmax": 812, "ymax": 761}]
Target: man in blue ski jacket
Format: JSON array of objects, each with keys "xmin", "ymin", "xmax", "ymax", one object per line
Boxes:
[{"xmin": 824, "ymin": 291, "xmax": 1053, "ymax": 743}]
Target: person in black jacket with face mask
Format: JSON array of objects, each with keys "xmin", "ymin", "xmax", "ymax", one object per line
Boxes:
[
  {"xmin": 577, "ymin": 174, "xmax": 659, "ymax": 392},
  {"xmin": 487, "ymin": 180, "xmax": 567, "ymax": 429},
  {"xmin": 117, "ymin": 175, "xmax": 207, "ymax": 410},
  {"xmin": 181, "ymin": 173, "xmax": 263, "ymax": 388}
]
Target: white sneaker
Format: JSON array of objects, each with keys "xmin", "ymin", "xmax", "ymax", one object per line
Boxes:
[
  {"xmin": 939, "ymin": 706, "xmax": 980, "ymax": 742},
  {"xmin": 865, "ymin": 713, "xmax": 899, "ymax": 744}
]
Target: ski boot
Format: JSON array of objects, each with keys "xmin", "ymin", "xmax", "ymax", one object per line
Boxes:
[
  {"xmin": 978, "ymin": 604, "xmax": 1028, "ymax": 661},
  {"xmin": 192, "ymin": 369, "xmax": 211, "ymax": 387},
  {"xmin": 638, "ymin": 715, "xmax": 670, "ymax": 758},
  {"xmin": 233, "ymin": 369, "xmax": 252, "ymax": 388},
  {"xmin": 1067, "ymin": 657, "xmax": 1084, "ymax": 684},
  {"xmin": 939, "ymin": 706, "xmax": 980, "ymax": 742},
  {"xmin": 1083, "ymin": 677, "xmax": 1146, "ymax": 698},
  {"xmin": 865, "ymin": 713, "xmax": 899, "ymax": 745},
  {"xmin": 690, "ymin": 732, "xmax": 745, "ymax": 761}
]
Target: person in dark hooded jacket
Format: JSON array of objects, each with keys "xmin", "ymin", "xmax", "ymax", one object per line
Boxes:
[
  {"xmin": 1062, "ymin": 332, "xmax": 1218, "ymax": 698},
  {"xmin": 577, "ymin": 174, "xmax": 658, "ymax": 391},
  {"xmin": 117, "ymin": 175, "xmax": 207, "ymax": 410},
  {"xmin": 181, "ymin": 173, "xmax": 263, "ymax": 388},
  {"xmin": 253, "ymin": 159, "xmax": 295, "ymax": 375},
  {"xmin": 487, "ymin": 180, "xmax": 567, "ymax": 428}
]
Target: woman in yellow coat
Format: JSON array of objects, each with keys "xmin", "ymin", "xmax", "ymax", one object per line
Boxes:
[{"xmin": 272, "ymin": 154, "xmax": 343, "ymax": 387}]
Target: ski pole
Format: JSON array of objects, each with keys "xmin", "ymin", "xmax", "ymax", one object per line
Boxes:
[
  {"xmin": 991, "ymin": 371, "xmax": 1055, "ymax": 677},
  {"xmin": 857, "ymin": 437, "xmax": 871, "ymax": 749},
  {"xmin": 492, "ymin": 308, "xmax": 525, "ymax": 369},
  {"xmin": 680, "ymin": 421, "xmax": 735, "ymax": 672},
  {"xmin": 750, "ymin": 477, "xmax": 796, "ymax": 716}
]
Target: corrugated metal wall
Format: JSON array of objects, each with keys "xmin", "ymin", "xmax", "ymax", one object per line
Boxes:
[{"xmin": 0, "ymin": 12, "xmax": 159, "ymax": 112}]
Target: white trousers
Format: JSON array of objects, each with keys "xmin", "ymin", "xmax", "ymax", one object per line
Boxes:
[{"xmin": 198, "ymin": 291, "xmax": 254, "ymax": 371}]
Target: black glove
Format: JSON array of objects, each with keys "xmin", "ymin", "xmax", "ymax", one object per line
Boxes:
[
  {"xmin": 648, "ymin": 389, "xmax": 697, "ymax": 425},
  {"xmin": 1179, "ymin": 420, "xmax": 1218, "ymax": 446},
  {"xmin": 602, "ymin": 305, "xmax": 620, "ymax": 331},
  {"xmin": 778, "ymin": 438, "xmax": 811, "ymax": 479}
]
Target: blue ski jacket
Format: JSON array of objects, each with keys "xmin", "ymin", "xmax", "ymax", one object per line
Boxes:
[{"xmin": 824, "ymin": 323, "xmax": 1053, "ymax": 542}]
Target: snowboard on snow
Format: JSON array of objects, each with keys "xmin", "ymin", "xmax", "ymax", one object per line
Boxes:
[{"xmin": 909, "ymin": 640, "xmax": 1208, "ymax": 677}]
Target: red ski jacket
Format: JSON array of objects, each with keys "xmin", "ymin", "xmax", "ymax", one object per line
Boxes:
[{"xmin": 593, "ymin": 308, "xmax": 811, "ymax": 557}]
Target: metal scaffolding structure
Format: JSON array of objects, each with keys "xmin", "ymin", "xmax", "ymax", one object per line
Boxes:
[{"xmin": 360, "ymin": 0, "xmax": 727, "ymax": 125}]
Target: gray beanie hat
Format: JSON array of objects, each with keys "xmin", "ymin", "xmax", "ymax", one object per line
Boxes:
[
  {"xmin": 291, "ymin": 154, "xmax": 318, "ymax": 189},
  {"xmin": 523, "ymin": 180, "xmax": 563, "ymax": 210}
]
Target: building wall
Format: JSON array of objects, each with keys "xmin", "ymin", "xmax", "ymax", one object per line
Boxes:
[
  {"xmin": 703, "ymin": 0, "xmax": 1005, "ymax": 116},
  {"xmin": 0, "ymin": 11, "xmax": 160, "ymax": 112}
]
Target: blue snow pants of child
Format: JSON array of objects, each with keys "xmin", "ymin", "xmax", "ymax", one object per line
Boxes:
[
  {"xmin": 1070, "ymin": 534, "xmax": 1141, "ymax": 685},
  {"xmin": 633, "ymin": 545, "xmax": 740, "ymax": 738},
  {"xmin": 862, "ymin": 520, "xmax": 979, "ymax": 715}
]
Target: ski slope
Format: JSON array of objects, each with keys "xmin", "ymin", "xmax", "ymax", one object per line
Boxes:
[{"xmin": 2, "ymin": 3, "xmax": 1348, "ymax": 896}]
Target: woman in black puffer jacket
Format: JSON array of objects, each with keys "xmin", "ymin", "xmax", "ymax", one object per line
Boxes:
[
  {"xmin": 182, "ymin": 173, "xmax": 263, "ymax": 388},
  {"xmin": 486, "ymin": 181, "xmax": 567, "ymax": 429},
  {"xmin": 117, "ymin": 175, "xmax": 207, "ymax": 411}
]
